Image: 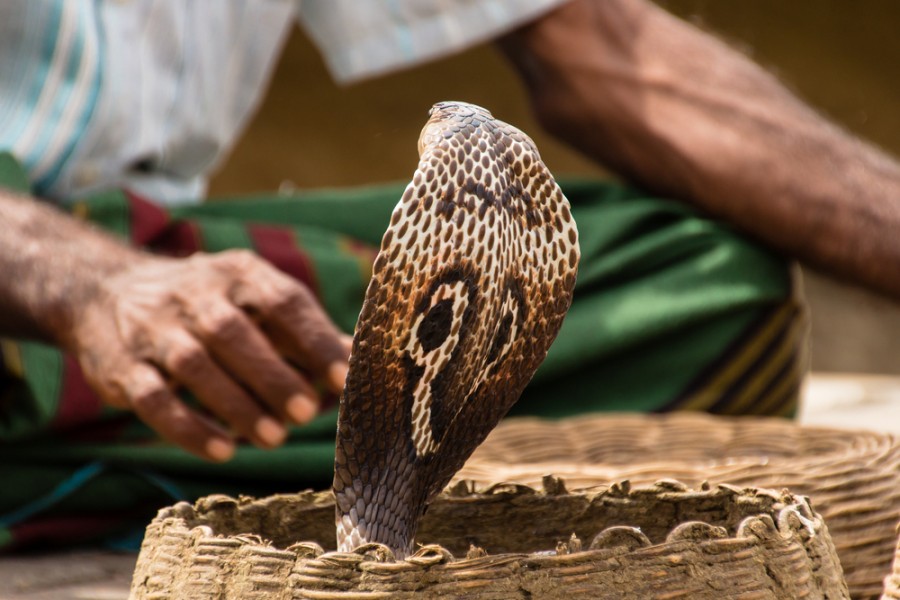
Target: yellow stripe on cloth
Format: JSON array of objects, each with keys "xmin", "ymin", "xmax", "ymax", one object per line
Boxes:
[
  {"xmin": 677, "ymin": 302, "xmax": 798, "ymax": 412},
  {"xmin": 0, "ymin": 339, "xmax": 24, "ymax": 378},
  {"xmin": 727, "ymin": 305, "xmax": 808, "ymax": 415},
  {"xmin": 752, "ymin": 313, "xmax": 810, "ymax": 417}
]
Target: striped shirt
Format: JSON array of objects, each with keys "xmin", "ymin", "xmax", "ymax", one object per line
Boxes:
[{"xmin": 0, "ymin": 0, "xmax": 567, "ymax": 206}]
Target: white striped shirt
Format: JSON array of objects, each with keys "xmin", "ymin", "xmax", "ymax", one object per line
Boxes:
[{"xmin": 0, "ymin": 0, "xmax": 567, "ymax": 205}]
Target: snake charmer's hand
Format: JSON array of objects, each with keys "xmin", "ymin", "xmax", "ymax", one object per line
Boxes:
[
  {"xmin": 68, "ymin": 250, "xmax": 350, "ymax": 461},
  {"xmin": 500, "ymin": 0, "xmax": 900, "ymax": 300},
  {"xmin": 0, "ymin": 189, "xmax": 349, "ymax": 461}
]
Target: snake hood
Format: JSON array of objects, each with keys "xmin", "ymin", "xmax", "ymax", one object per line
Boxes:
[{"xmin": 333, "ymin": 101, "xmax": 579, "ymax": 558}]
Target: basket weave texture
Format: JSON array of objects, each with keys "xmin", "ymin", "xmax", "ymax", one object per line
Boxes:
[
  {"xmin": 460, "ymin": 412, "xmax": 900, "ymax": 599},
  {"xmin": 129, "ymin": 482, "xmax": 847, "ymax": 599},
  {"xmin": 129, "ymin": 412, "xmax": 900, "ymax": 599}
]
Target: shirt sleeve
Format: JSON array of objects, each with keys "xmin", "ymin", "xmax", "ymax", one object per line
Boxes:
[{"xmin": 296, "ymin": 0, "xmax": 571, "ymax": 84}]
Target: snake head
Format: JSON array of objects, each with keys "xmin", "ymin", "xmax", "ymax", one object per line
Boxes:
[
  {"xmin": 418, "ymin": 101, "xmax": 496, "ymax": 158},
  {"xmin": 334, "ymin": 102, "xmax": 579, "ymax": 558}
]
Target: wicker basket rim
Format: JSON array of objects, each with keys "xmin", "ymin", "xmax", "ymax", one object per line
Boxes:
[{"xmin": 156, "ymin": 479, "xmax": 824, "ymax": 566}]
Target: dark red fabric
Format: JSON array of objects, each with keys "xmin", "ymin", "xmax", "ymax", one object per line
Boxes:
[
  {"xmin": 248, "ymin": 224, "xmax": 320, "ymax": 296},
  {"xmin": 127, "ymin": 191, "xmax": 170, "ymax": 246},
  {"xmin": 59, "ymin": 414, "xmax": 138, "ymax": 444},
  {"xmin": 149, "ymin": 220, "xmax": 202, "ymax": 257},
  {"xmin": 127, "ymin": 191, "xmax": 201, "ymax": 257},
  {"xmin": 8, "ymin": 514, "xmax": 134, "ymax": 550}
]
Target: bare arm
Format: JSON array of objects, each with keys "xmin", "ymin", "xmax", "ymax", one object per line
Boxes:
[
  {"xmin": 0, "ymin": 190, "xmax": 141, "ymax": 342},
  {"xmin": 500, "ymin": 0, "xmax": 900, "ymax": 298},
  {"xmin": 0, "ymin": 189, "xmax": 349, "ymax": 460}
]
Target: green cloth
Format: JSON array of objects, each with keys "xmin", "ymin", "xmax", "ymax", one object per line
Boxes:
[{"xmin": 0, "ymin": 154, "xmax": 806, "ymax": 550}]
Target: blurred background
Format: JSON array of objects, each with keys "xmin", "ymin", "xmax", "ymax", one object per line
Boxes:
[{"xmin": 209, "ymin": 0, "xmax": 900, "ymax": 375}]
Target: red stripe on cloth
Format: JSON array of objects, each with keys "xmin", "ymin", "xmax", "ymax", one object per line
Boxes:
[
  {"xmin": 60, "ymin": 414, "xmax": 135, "ymax": 444},
  {"xmin": 126, "ymin": 190, "xmax": 170, "ymax": 246},
  {"xmin": 126, "ymin": 190, "xmax": 202, "ymax": 257},
  {"xmin": 248, "ymin": 224, "xmax": 320, "ymax": 297},
  {"xmin": 7, "ymin": 514, "xmax": 135, "ymax": 551},
  {"xmin": 51, "ymin": 356, "xmax": 104, "ymax": 432},
  {"xmin": 151, "ymin": 220, "xmax": 203, "ymax": 257}
]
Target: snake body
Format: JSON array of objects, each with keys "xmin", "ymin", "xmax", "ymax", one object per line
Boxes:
[{"xmin": 333, "ymin": 102, "xmax": 579, "ymax": 558}]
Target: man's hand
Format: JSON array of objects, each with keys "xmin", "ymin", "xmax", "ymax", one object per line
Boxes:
[
  {"xmin": 70, "ymin": 250, "xmax": 349, "ymax": 461},
  {"xmin": 500, "ymin": 0, "xmax": 900, "ymax": 299},
  {"xmin": 0, "ymin": 190, "xmax": 350, "ymax": 461}
]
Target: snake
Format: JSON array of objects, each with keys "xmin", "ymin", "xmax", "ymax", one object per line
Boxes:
[{"xmin": 333, "ymin": 101, "xmax": 580, "ymax": 558}]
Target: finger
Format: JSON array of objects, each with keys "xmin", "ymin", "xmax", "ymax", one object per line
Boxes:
[
  {"xmin": 158, "ymin": 331, "xmax": 288, "ymax": 449},
  {"xmin": 233, "ymin": 270, "xmax": 350, "ymax": 394},
  {"xmin": 75, "ymin": 339, "xmax": 135, "ymax": 410},
  {"xmin": 185, "ymin": 297, "xmax": 321, "ymax": 424},
  {"xmin": 267, "ymin": 324, "xmax": 350, "ymax": 395},
  {"xmin": 124, "ymin": 362, "xmax": 236, "ymax": 462}
]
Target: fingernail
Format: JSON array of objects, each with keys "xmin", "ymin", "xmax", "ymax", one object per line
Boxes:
[
  {"xmin": 287, "ymin": 394, "xmax": 317, "ymax": 423},
  {"xmin": 206, "ymin": 437, "xmax": 236, "ymax": 462},
  {"xmin": 329, "ymin": 362, "xmax": 349, "ymax": 391},
  {"xmin": 255, "ymin": 416, "xmax": 288, "ymax": 447}
]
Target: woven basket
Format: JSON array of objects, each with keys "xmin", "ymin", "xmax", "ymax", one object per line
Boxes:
[
  {"xmin": 459, "ymin": 412, "xmax": 900, "ymax": 599},
  {"xmin": 129, "ymin": 481, "xmax": 848, "ymax": 599},
  {"xmin": 885, "ymin": 544, "xmax": 900, "ymax": 599}
]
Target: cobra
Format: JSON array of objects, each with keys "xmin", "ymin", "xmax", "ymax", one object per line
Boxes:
[{"xmin": 333, "ymin": 101, "xmax": 580, "ymax": 558}]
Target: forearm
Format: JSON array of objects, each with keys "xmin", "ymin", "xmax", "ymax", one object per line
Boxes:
[
  {"xmin": 500, "ymin": 0, "xmax": 900, "ymax": 297},
  {"xmin": 0, "ymin": 189, "xmax": 147, "ymax": 346}
]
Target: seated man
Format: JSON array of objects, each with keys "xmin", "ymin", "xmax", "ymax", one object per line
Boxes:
[{"xmin": 0, "ymin": 0, "xmax": 896, "ymax": 550}]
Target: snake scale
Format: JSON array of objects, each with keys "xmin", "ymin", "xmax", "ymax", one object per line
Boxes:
[{"xmin": 333, "ymin": 101, "xmax": 580, "ymax": 558}]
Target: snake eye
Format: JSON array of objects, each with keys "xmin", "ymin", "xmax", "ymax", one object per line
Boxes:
[{"xmin": 417, "ymin": 299, "xmax": 454, "ymax": 352}]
